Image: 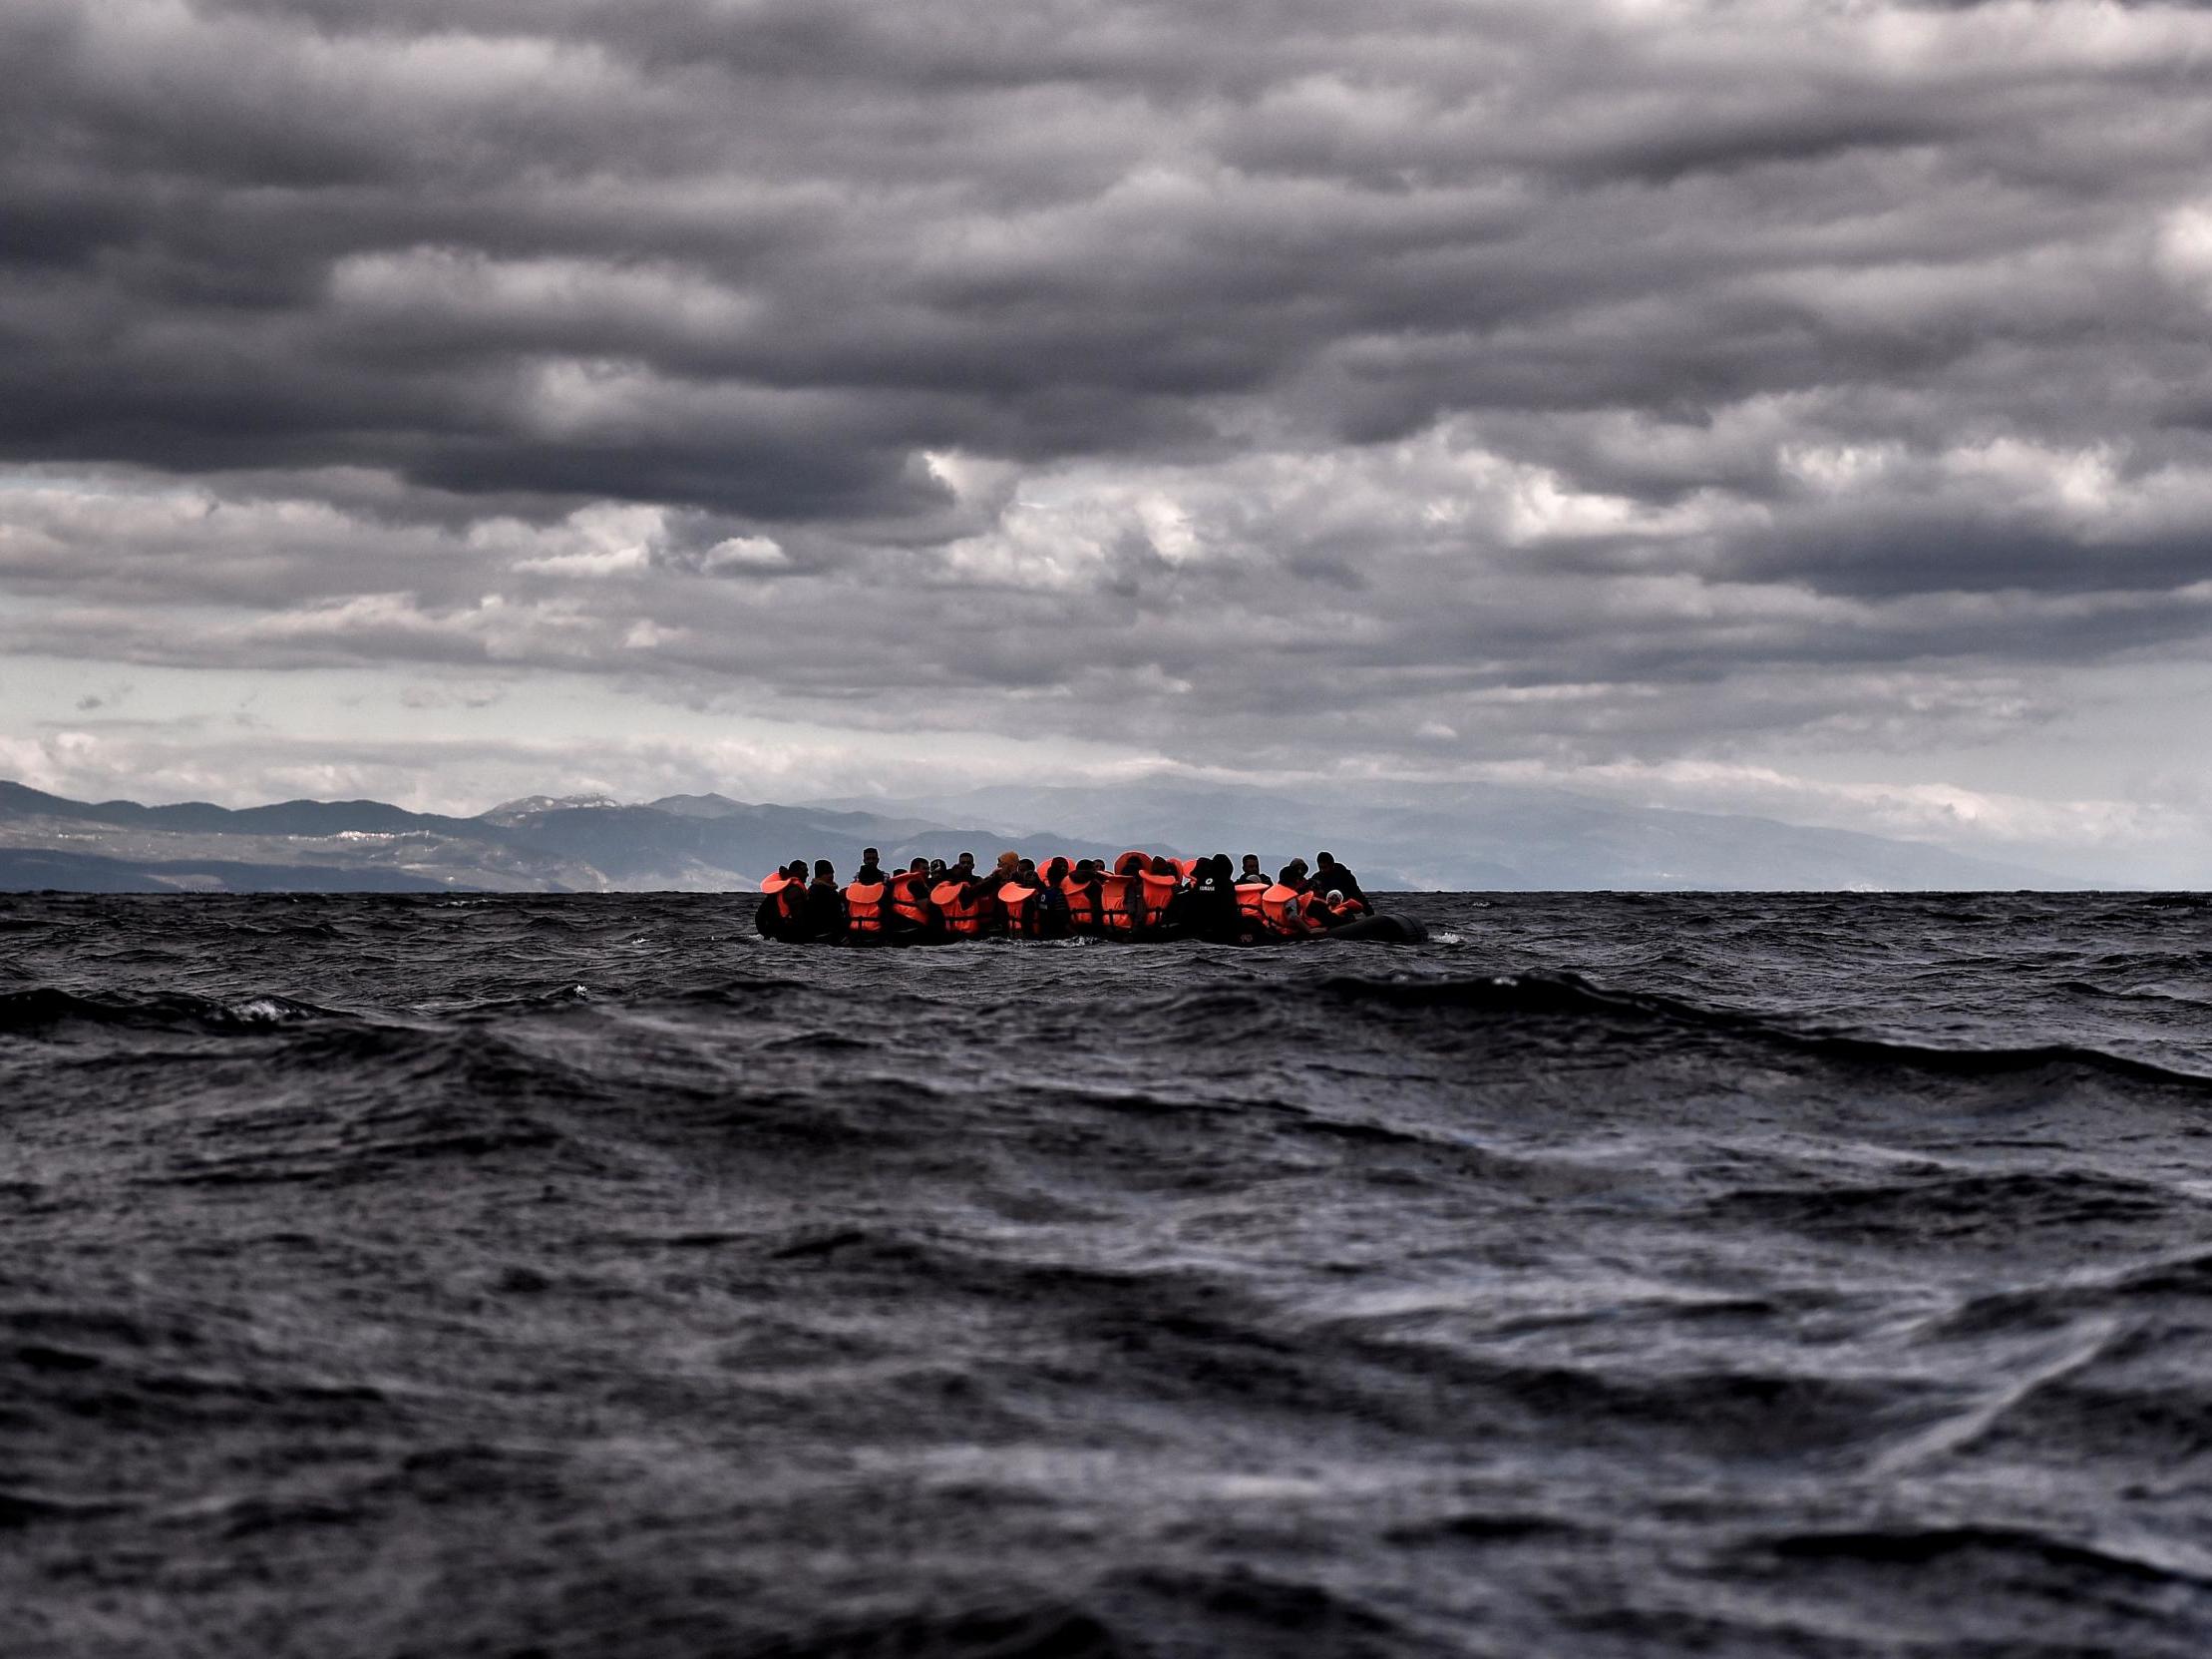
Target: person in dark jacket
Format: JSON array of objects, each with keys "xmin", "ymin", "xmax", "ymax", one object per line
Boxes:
[
  {"xmin": 805, "ymin": 859, "xmax": 846, "ymax": 938},
  {"xmin": 1177, "ymin": 853, "xmax": 1240, "ymax": 938},
  {"xmin": 1310, "ymin": 852, "xmax": 1369, "ymax": 912},
  {"xmin": 1034, "ymin": 858, "xmax": 1073, "ymax": 939}
]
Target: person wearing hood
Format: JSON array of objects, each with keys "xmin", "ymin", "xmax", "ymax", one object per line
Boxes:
[{"xmin": 1179, "ymin": 853, "xmax": 1240, "ymax": 938}]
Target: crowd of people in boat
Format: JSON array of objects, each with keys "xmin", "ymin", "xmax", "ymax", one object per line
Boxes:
[{"xmin": 757, "ymin": 847, "xmax": 1377, "ymax": 944}]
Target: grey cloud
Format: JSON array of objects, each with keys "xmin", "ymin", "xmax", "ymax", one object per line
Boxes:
[
  {"xmin": 10, "ymin": 456, "xmax": 2194, "ymax": 783},
  {"xmin": 10, "ymin": 0, "xmax": 2212, "ymax": 516},
  {"xmin": 8, "ymin": 0, "xmax": 2212, "ymax": 800}
]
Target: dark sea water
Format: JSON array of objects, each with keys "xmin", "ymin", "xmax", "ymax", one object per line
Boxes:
[{"xmin": 4, "ymin": 891, "xmax": 2211, "ymax": 1658}]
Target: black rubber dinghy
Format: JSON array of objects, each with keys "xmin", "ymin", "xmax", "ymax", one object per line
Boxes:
[{"xmin": 758, "ymin": 895, "xmax": 1427, "ymax": 947}]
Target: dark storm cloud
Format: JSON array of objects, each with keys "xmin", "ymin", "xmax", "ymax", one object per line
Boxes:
[{"xmin": 7, "ymin": 0, "xmax": 2212, "ymax": 774}]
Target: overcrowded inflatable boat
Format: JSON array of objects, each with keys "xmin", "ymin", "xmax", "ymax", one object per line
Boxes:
[{"xmin": 756, "ymin": 849, "xmax": 1427, "ymax": 947}]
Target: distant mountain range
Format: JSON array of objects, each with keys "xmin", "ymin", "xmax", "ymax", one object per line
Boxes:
[
  {"xmin": 0, "ymin": 776, "xmax": 2091, "ymax": 893},
  {"xmin": 0, "ymin": 780, "xmax": 1130, "ymax": 895}
]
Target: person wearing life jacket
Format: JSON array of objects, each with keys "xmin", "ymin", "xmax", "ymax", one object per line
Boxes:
[
  {"xmin": 1032, "ymin": 859, "xmax": 1072, "ymax": 939},
  {"xmin": 1314, "ymin": 888, "xmax": 1366, "ymax": 928},
  {"xmin": 1061, "ymin": 858, "xmax": 1104, "ymax": 932},
  {"xmin": 997, "ymin": 858, "xmax": 1048, "ymax": 939},
  {"xmin": 1136, "ymin": 855, "xmax": 1183, "ymax": 934},
  {"xmin": 930, "ymin": 869, "xmax": 991, "ymax": 939},
  {"xmin": 1096, "ymin": 857, "xmax": 1141, "ymax": 936},
  {"xmin": 1293, "ymin": 877, "xmax": 1333, "ymax": 932},
  {"xmin": 1291, "ymin": 868, "xmax": 1333, "ymax": 932},
  {"xmin": 1258, "ymin": 864, "xmax": 1322, "ymax": 938},
  {"xmin": 888, "ymin": 858, "xmax": 936, "ymax": 937},
  {"xmin": 842, "ymin": 866, "xmax": 892, "ymax": 941},
  {"xmin": 756, "ymin": 858, "xmax": 812, "ymax": 940},
  {"xmin": 1280, "ymin": 861, "xmax": 1332, "ymax": 932},
  {"xmin": 1234, "ymin": 858, "xmax": 1273, "ymax": 929}
]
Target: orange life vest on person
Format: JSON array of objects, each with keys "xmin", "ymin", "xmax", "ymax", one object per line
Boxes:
[
  {"xmin": 1235, "ymin": 881, "xmax": 1271, "ymax": 925},
  {"xmin": 998, "ymin": 882, "xmax": 1040, "ymax": 937},
  {"xmin": 1096, "ymin": 873, "xmax": 1138, "ymax": 933},
  {"xmin": 1061, "ymin": 876, "xmax": 1101, "ymax": 929},
  {"xmin": 888, "ymin": 871, "xmax": 933, "ymax": 929},
  {"xmin": 1326, "ymin": 894, "xmax": 1363, "ymax": 922},
  {"xmin": 1259, "ymin": 884, "xmax": 1307, "ymax": 935},
  {"xmin": 931, "ymin": 879, "xmax": 988, "ymax": 937},
  {"xmin": 843, "ymin": 881, "xmax": 889, "ymax": 936},
  {"xmin": 1137, "ymin": 870, "xmax": 1180, "ymax": 927},
  {"xmin": 761, "ymin": 872, "xmax": 806, "ymax": 923}
]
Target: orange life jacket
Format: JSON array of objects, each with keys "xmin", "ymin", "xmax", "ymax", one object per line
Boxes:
[
  {"xmin": 843, "ymin": 881, "xmax": 889, "ymax": 936},
  {"xmin": 761, "ymin": 872, "xmax": 807, "ymax": 923},
  {"xmin": 1096, "ymin": 873, "xmax": 1138, "ymax": 933},
  {"xmin": 889, "ymin": 871, "xmax": 933, "ymax": 928},
  {"xmin": 930, "ymin": 879, "xmax": 988, "ymax": 937},
  {"xmin": 1061, "ymin": 876, "xmax": 1101, "ymax": 929},
  {"xmin": 1137, "ymin": 870, "xmax": 1180, "ymax": 926},
  {"xmin": 998, "ymin": 882, "xmax": 1040, "ymax": 936},
  {"xmin": 1235, "ymin": 881, "xmax": 1271, "ymax": 924},
  {"xmin": 1260, "ymin": 884, "xmax": 1307, "ymax": 935},
  {"xmin": 1326, "ymin": 895, "xmax": 1364, "ymax": 922}
]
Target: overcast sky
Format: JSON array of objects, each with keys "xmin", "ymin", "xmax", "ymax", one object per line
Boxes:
[{"xmin": 4, "ymin": 0, "xmax": 2211, "ymax": 879}]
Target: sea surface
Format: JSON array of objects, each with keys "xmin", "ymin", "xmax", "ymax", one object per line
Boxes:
[{"xmin": 4, "ymin": 890, "xmax": 2211, "ymax": 1658}]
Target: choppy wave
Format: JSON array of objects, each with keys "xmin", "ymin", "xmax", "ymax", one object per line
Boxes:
[
  {"xmin": 4, "ymin": 890, "xmax": 2211, "ymax": 1658},
  {"xmin": 0, "ymin": 985, "xmax": 344, "ymax": 1036},
  {"xmin": 1314, "ymin": 970, "xmax": 2212, "ymax": 1089}
]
